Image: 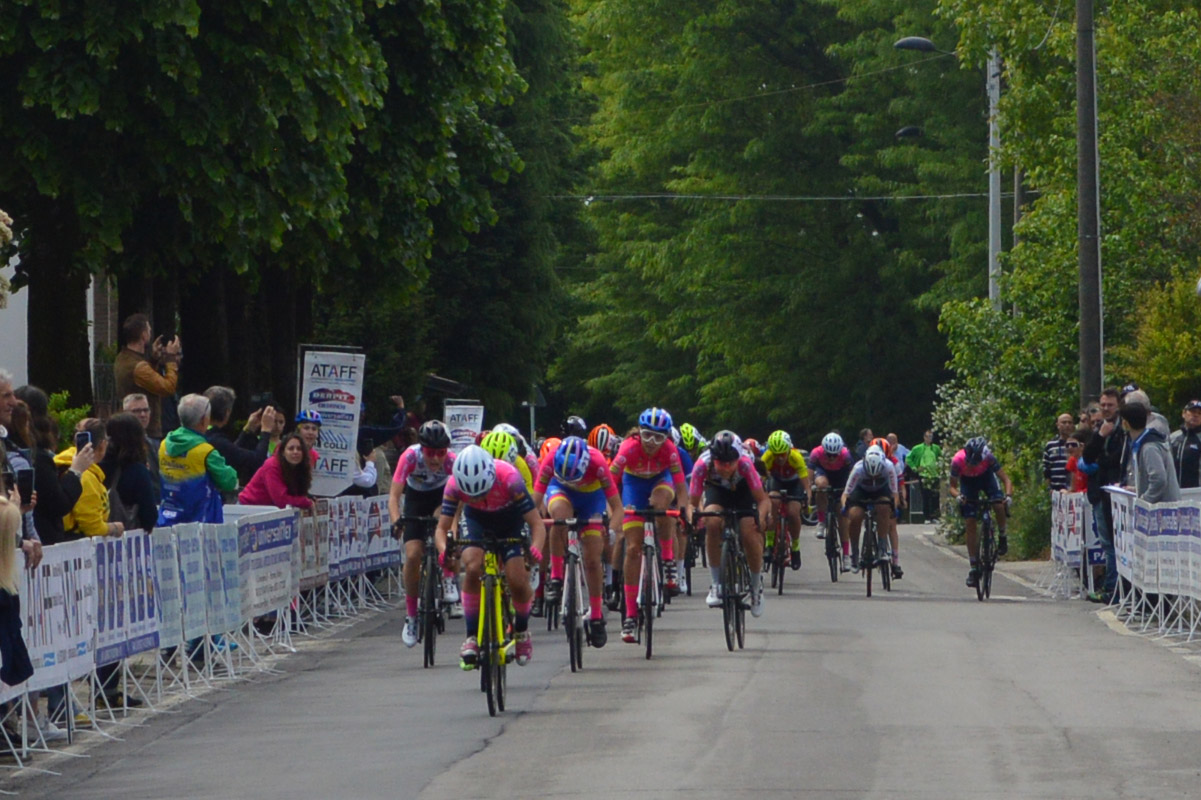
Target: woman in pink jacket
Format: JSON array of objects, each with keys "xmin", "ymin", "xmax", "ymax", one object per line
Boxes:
[{"xmin": 239, "ymin": 434, "xmax": 314, "ymax": 509}]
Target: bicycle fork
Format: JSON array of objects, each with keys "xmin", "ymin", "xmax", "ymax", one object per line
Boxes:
[{"xmin": 636, "ymin": 525, "xmax": 661, "ymax": 610}]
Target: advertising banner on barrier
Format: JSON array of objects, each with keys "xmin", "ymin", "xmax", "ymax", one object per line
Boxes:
[
  {"xmin": 364, "ymin": 496, "xmax": 389, "ymax": 570},
  {"xmin": 300, "ymin": 349, "xmax": 366, "ymax": 497},
  {"xmin": 176, "ymin": 524, "xmax": 208, "ymax": 641},
  {"xmin": 22, "ymin": 539, "xmax": 97, "ymax": 691},
  {"xmin": 238, "ymin": 510, "xmax": 297, "ymax": 617},
  {"xmin": 1109, "ymin": 487, "xmax": 1135, "ymax": 580},
  {"xmin": 203, "ymin": 524, "xmax": 242, "ymax": 635},
  {"xmin": 444, "ymin": 401, "xmax": 485, "ymax": 453},
  {"xmin": 152, "ymin": 530, "xmax": 183, "ymax": 646},
  {"xmin": 95, "ymin": 530, "xmax": 160, "ymax": 665},
  {"xmin": 299, "ymin": 510, "xmax": 330, "ymax": 591}
]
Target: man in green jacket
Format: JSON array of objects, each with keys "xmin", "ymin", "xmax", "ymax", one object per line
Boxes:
[
  {"xmin": 906, "ymin": 430, "xmax": 941, "ymax": 520},
  {"xmin": 157, "ymin": 394, "xmax": 238, "ymax": 526}
]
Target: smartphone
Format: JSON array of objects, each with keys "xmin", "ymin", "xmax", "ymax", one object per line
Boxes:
[
  {"xmin": 74, "ymin": 431, "xmax": 92, "ymax": 450},
  {"xmin": 15, "ymin": 468, "xmax": 33, "ymax": 505}
]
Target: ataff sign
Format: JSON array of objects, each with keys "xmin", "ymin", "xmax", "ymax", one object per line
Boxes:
[{"xmin": 299, "ymin": 348, "xmax": 366, "ymax": 496}]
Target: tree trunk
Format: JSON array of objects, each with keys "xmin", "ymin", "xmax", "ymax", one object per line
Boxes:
[{"xmin": 177, "ymin": 265, "xmax": 228, "ymax": 396}]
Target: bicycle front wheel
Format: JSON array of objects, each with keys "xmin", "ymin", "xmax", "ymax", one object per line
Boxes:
[
  {"xmin": 979, "ymin": 517, "xmax": 995, "ymax": 602},
  {"xmin": 642, "ymin": 546, "xmax": 656, "ymax": 660},
  {"xmin": 422, "ymin": 579, "xmax": 438, "ymax": 668},
  {"xmin": 862, "ymin": 521, "xmax": 875, "ymax": 598},
  {"xmin": 482, "ymin": 577, "xmax": 497, "ymax": 715},
  {"xmin": 565, "ymin": 566, "xmax": 579, "ymax": 672},
  {"xmin": 721, "ymin": 539, "xmax": 737, "ymax": 652},
  {"xmin": 735, "ymin": 557, "xmax": 749, "ymax": 649}
]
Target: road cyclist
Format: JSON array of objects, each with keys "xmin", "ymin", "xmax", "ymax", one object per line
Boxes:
[
  {"xmin": 761, "ymin": 429, "xmax": 811, "ymax": 572},
  {"xmin": 608, "ymin": 407, "xmax": 692, "ymax": 644},
  {"xmin": 531, "ymin": 436, "xmax": 624, "ymax": 648},
  {"xmin": 841, "ymin": 445, "xmax": 901, "ymax": 579},
  {"xmin": 388, "ymin": 420, "xmax": 459, "ymax": 649},
  {"xmin": 948, "ymin": 436, "xmax": 1013, "ymax": 589},
  {"xmin": 435, "ymin": 445, "xmax": 547, "ymax": 668},
  {"xmin": 869, "ymin": 437, "xmax": 905, "ymax": 579},
  {"xmin": 690, "ymin": 430, "xmax": 772, "ymax": 618},
  {"xmin": 810, "ymin": 432, "xmax": 855, "ymax": 571}
]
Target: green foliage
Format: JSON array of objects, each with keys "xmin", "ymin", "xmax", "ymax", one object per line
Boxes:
[
  {"xmin": 47, "ymin": 391, "xmax": 90, "ymax": 446},
  {"xmin": 1110, "ymin": 273, "xmax": 1201, "ymax": 410}
]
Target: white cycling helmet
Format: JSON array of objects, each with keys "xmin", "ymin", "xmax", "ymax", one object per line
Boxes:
[
  {"xmin": 453, "ymin": 445, "xmax": 497, "ymax": 497},
  {"xmin": 863, "ymin": 445, "xmax": 886, "ymax": 477},
  {"xmin": 822, "ymin": 432, "xmax": 844, "ymax": 455},
  {"xmin": 493, "ymin": 422, "xmax": 520, "ymax": 438}
]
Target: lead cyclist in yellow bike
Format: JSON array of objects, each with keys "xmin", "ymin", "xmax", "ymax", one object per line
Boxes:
[{"xmin": 761, "ymin": 430, "xmax": 812, "ymax": 571}]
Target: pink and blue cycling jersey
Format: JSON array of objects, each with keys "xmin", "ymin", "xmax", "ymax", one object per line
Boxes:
[
  {"xmin": 809, "ymin": 446, "xmax": 853, "ymax": 475},
  {"xmin": 393, "ymin": 444, "xmax": 456, "ymax": 491},
  {"xmin": 440, "ymin": 460, "xmax": 534, "ymax": 518},
  {"xmin": 689, "ymin": 451, "xmax": 764, "ymax": 496},
  {"xmin": 534, "ymin": 445, "xmax": 618, "ymax": 498},
  {"xmin": 609, "ymin": 437, "xmax": 686, "ymax": 487},
  {"xmin": 950, "ymin": 450, "xmax": 1000, "ymax": 480}
]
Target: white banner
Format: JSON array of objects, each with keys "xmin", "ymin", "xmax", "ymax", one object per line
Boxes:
[
  {"xmin": 95, "ymin": 530, "xmax": 160, "ymax": 665},
  {"xmin": 22, "ymin": 539, "xmax": 97, "ymax": 691},
  {"xmin": 444, "ymin": 402, "xmax": 485, "ymax": 453},
  {"xmin": 300, "ymin": 350, "xmax": 366, "ymax": 497},
  {"xmin": 1049, "ymin": 491, "xmax": 1103, "ymax": 568},
  {"xmin": 237, "ymin": 509, "xmax": 298, "ymax": 618},
  {"xmin": 204, "ymin": 523, "xmax": 242, "ymax": 635},
  {"xmin": 152, "ymin": 530, "xmax": 183, "ymax": 647},
  {"xmin": 176, "ymin": 524, "xmax": 208, "ymax": 641}
]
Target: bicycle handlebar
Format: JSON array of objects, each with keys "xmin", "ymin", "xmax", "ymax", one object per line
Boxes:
[
  {"xmin": 625, "ymin": 508, "xmax": 681, "ymax": 518},
  {"xmin": 541, "ymin": 514, "xmax": 611, "ymax": 527}
]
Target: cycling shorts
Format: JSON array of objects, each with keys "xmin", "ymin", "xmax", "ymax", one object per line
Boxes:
[
  {"xmin": 621, "ymin": 472, "xmax": 675, "ymax": 523},
  {"xmin": 703, "ymin": 482, "xmax": 757, "ymax": 519},
  {"xmin": 815, "ymin": 465, "xmax": 851, "ymax": 491},
  {"xmin": 767, "ymin": 476, "xmax": 804, "ymax": 499},
  {"xmin": 401, "ymin": 486, "xmax": 444, "ymax": 543},
  {"xmin": 846, "ymin": 485, "xmax": 894, "ymax": 515},
  {"xmin": 546, "ymin": 479, "xmax": 608, "ymax": 534},
  {"xmin": 460, "ymin": 507, "xmax": 528, "ymax": 563},
  {"xmin": 958, "ymin": 472, "xmax": 1003, "ymax": 519}
]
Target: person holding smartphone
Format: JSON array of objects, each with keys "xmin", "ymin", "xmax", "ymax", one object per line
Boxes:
[
  {"xmin": 113, "ymin": 313, "xmax": 182, "ymax": 438},
  {"xmin": 55, "ymin": 419, "xmax": 124, "ymax": 538}
]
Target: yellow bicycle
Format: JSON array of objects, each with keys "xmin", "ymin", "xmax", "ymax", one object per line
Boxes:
[{"xmin": 469, "ymin": 537, "xmax": 522, "ymax": 716}]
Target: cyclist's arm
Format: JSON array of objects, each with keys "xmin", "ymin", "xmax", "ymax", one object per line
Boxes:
[
  {"xmin": 435, "ymin": 510, "xmax": 456, "ymax": 556},
  {"xmin": 523, "ymin": 507, "xmax": 547, "ymax": 560},
  {"xmin": 948, "ymin": 475, "xmax": 961, "ymax": 498},
  {"xmin": 606, "ymin": 494, "xmax": 624, "ymax": 539},
  {"xmin": 752, "ymin": 484, "xmax": 771, "ymax": 530},
  {"xmin": 388, "ymin": 479, "xmax": 404, "ymax": 525},
  {"xmin": 996, "ymin": 466, "xmax": 1013, "ymax": 497},
  {"xmin": 841, "ymin": 466, "xmax": 860, "ymax": 507}
]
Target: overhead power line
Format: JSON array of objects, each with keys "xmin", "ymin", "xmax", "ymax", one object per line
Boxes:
[{"xmin": 553, "ymin": 191, "xmax": 1020, "ymax": 203}]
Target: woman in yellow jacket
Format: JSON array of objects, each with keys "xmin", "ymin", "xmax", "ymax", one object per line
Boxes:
[{"xmin": 54, "ymin": 419, "xmax": 124, "ymax": 538}]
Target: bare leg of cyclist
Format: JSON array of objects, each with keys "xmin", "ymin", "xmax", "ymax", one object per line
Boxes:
[
  {"xmin": 622, "ymin": 519, "xmax": 644, "ymax": 629},
  {"xmin": 459, "ymin": 547, "xmax": 484, "ymax": 663},
  {"xmin": 504, "ymin": 555, "xmax": 535, "ymax": 664},
  {"xmin": 583, "ymin": 533, "xmax": 605, "ymax": 620},
  {"xmin": 787, "ymin": 500, "xmax": 802, "ymax": 566},
  {"xmin": 403, "ymin": 540, "xmax": 423, "ymax": 620},
  {"xmin": 703, "ymin": 507, "xmax": 725, "ymax": 606},
  {"xmin": 547, "ymin": 498, "xmax": 571, "ymax": 598},
  {"xmin": 846, "ymin": 506, "xmax": 865, "ymax": 568},
  {"xmin": 654, "ymin": 488, "xmax": 677, "ymax": 590},
  {"xmin": 740, "ymin": 515, "xmax": 763, "ymax": 573}
]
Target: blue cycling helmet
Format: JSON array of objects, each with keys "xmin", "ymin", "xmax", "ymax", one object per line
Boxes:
[
  {"xmin": 554, "ymin": 436, "xmax": 591, "ymax": 483},
  {"xmin": 296, "ymin": 409, "xmax": 323, "ymax": 426},
  {"xmin": 638, "ymin": 407, "xmax": 673, "ymax": 433},
  {"xmin": 964, "ymin": 436, "xmax": 989, "ymax": 465}
]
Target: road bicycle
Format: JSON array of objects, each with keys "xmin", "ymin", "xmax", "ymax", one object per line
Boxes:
[
  {"xmin": 544, "ymin": 514, "xmax": 607, "ymax": 672},
  {"xmin": 857, "ymin": 499, "xmax": 894, "ymax": 598},
  {"xmin": 973, "ymin": 497, "xmax": 1001, "ymax": 601},
  {"xmin": 767, "ymin": 492, "xmax": 806, "ymax": 596},
  {"xmin": 813, "ymin": 486, "xmax": 842, "ymax": 583},
  {"xmin": 468, "ymin": 536, "xmax": 524, "ymax": 717},
  {"xmin": 398, "ymin": 515, "xmax": 448, "ymax": 668},
  {"xmin": 629, "ymin": 508, "xmax": 679, "ymax": 660},
  {"xmin": 694, "ymin": 508, "xmax": 754, "ymax": 652}
]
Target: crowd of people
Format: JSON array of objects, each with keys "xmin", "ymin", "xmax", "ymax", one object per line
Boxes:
[{"xmin": 1042, "ymin": 384, "xmax": 1185, "ymax": 603}]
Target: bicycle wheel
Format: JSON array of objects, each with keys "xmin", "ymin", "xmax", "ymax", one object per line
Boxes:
[
  {"xmin": 721, "ymin": 538, "xmax": 737, "ymax": 652},
  {"xmin": 735, "ymin": 557, "xmax": 748, "ymax": 650},
  {"xmin": 978, "ymin": 515, "xmax": 995, "ymax": 602},
  {"xmin": 880, "ymin": 545, "xmax": 892, "ymax": 593},
  {"xmin": 482, "ymin": 577, "xmax": 497, "ymax": 716},
  {"xmin": 862, "ymin": 518, "xmax": 875, "ymax": 598},
  {"xmin": 565, "ymin": 566, "xmax": 579, "ymax": 673},
  {"xmin": 422, "ymin": 560, "xmax": 438, "ymax": 668},
  {"xmin": 825, "ymin": 509, "xmax": 840, "ymax": 582},
  {"xmin": 642, "ymin": 546, "xmax": 656, "ymax": 660}
]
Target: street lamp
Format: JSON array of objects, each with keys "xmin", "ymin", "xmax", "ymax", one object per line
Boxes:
[{"xmin": 894, "ymin": 36, "xmax": 1003, "ymax": 312}]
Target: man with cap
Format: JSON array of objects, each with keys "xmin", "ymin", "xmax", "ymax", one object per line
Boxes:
[{"xmin": 1170, "ymin": 399, "xmax": 1201, "ymax": 489}]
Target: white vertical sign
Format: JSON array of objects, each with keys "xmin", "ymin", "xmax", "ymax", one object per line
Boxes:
[
  {"xmin": 300, "ymin": 349, "xmax": 366, "ymax": 497},
  {"xmin": 444, "ymin": 402, "xmax": 485, "ymax": 453}
]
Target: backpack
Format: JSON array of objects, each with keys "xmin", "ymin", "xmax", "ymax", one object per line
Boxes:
[{"xmin": 107, "ymin": 466, "xmax": 141, "ymax": 531}]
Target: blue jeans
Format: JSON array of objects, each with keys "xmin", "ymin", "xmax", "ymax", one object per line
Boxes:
[{"xmin": 1092, "ymin": 500, "xmax": 1117, "ymax": 595}]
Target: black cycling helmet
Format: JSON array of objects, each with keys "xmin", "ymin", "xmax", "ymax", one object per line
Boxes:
[
  {"xmin": 964, "ymin": 436, "xmax": 988, "ymax": 465},
  {"xmin": 562, "ymin": 415, "xmax": 588, "ymax": 438},
  {"xmin": 418, "ymin": 419, "xmax": 451, "ymax": 449},
  {"xmin": 709, "ymin": 430, "xmax": 741, "ymax": 462}
]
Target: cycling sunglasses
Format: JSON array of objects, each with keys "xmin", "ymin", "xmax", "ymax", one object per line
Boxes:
[
  {"xmin": 421, "ymin": 446, "xmax": 448, "ymax": 458},
  {"xmin": 639, "ymin": 429, "xmax": 667, "ymax": 444}
]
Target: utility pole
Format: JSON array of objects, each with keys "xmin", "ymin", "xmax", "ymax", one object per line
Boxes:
[
  {"xmin": 1077, "ymin": 0, "xmax": 1103, "ymax": 407},
  {"xmin": 987, "ymin": 49, "xmax": 1002, "ymax": 311}
]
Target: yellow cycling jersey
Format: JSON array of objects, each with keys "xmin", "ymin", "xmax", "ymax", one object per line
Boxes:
[
  {"xmin": 761, "ymin": 448, "xmax": 810, "ymax": 481},
  {"xmin": 512, "ymin": 456, "xmax": 534, "ymax": 493}
]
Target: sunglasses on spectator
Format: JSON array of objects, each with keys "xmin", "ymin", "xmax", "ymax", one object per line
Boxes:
[
  {"xmin": 1066, "ymin": 442, "xmax": 1081, "ymax": 448},
  {"xmin": 422, "ymin": 446, "xmax": 448, "ymax": 458},
  {"xmin": 639, "ymin": 429, "xmax": 667, "ymax": 444}
]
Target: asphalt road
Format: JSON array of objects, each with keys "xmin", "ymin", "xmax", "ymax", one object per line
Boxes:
[{"xmin": 16, "ymin": 524, "xmax": 1201, "ymax": 799}]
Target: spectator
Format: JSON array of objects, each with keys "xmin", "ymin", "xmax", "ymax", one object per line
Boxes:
[
  {"xmin": 905, "ymin": 430, "xmax": 941, "ymax": 520},
  {"xmin": 0, "ymin": 374, "xmax": 45, "ymax": 571},
  {"xmin": 1120, "ymin": 397, "xmax": 1180, "ymax": 503},
  {"xmin": 1081, "ymin": 403, "xmax": 1101, "ymax": 428},
  {"xmin": 887, "ymin": 433, "xmax": 910, "ymax": 473},
  {"xmin": 1066, "ymin": 426, "xmax": 1095, "ymax": 493},
  {"xmin": 11, "ymin": 387, "xmax": 91, "ymax": 546},
  {"xmin": 113, "ymin": 313, "xmax": 181, "ymax": 438},
  {"xmin": 854, "ymin": 428, "xmax": 873, "ymax": 462},
  {"xmin": 99, "ymin": 413, "xmax": 158, "ymax": 533},
  {"xmin": 1042, "ymin": 413, "xmax": 1075, "ymax": 491},
  {"xmin": 122, "ymin": 393, "xmax": 162, "ymax": 502},
  {"xmin": 157, "ymin": 394, "xmax": 237, "ymax": 526},
  {"xmin": 1082, "ymin": 387, "xmax": 1127, "ymax": 602},
  {"xmin": 55, "ymin": 418, "xmax": 124, "ymax": 538},
  {"xmin": 294, "ymin": 410, "xmax": 322, "ymax": 465},
  {"xmin": 202, "ymin": 386, "xmax": 276, "ymax": 487},
  {"xmin": 1170, "ymin": 399, "xmax": 1201, "ymax": 489},
  {"xmin": 238, "ymin": 433, "xmax": 314, "ymax": 509},
  {"xmin": 340, "ymin": 436, "xmax": 379, "ymax": 497}
]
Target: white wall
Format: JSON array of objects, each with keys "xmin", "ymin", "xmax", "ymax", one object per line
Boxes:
[{"xmin": 0, "ymin": 258, "xmax": 28, "ymax": 385}]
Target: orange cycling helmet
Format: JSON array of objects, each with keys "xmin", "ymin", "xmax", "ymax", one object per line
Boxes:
[
  {"xmin": 870, "ymin": 437, "xmax": 891, "ymax": 457},
  {"xmin": 588, "ymin": 423, "xmax": 616, "ymax": 452},
  {"xmin": 539, "ymin": 436, "xmax": 562, "ymax": 461}
]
